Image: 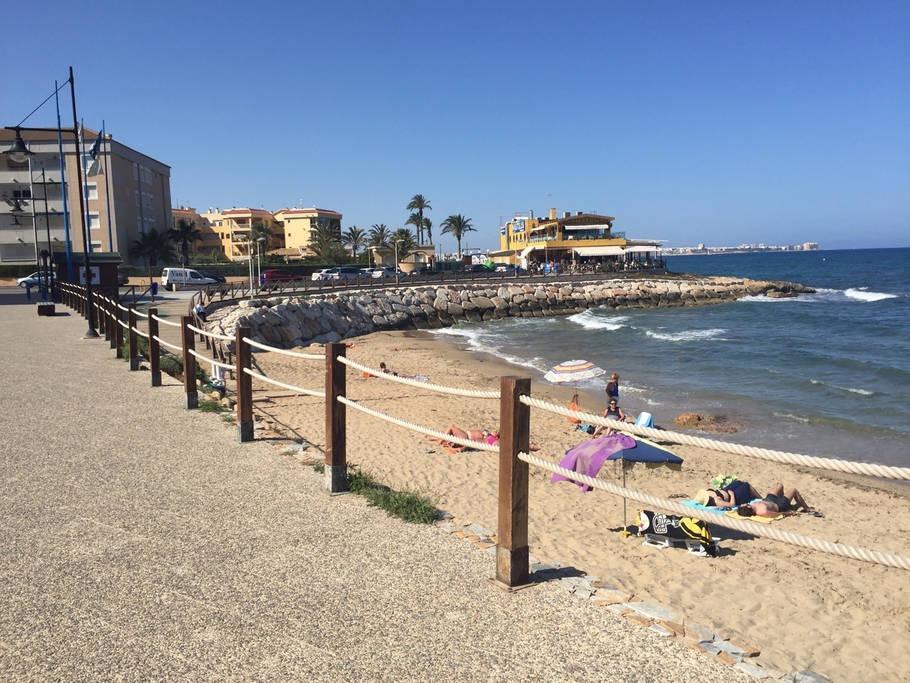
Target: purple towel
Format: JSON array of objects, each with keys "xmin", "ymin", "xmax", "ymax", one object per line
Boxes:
[{"xmin": 551, "ymin": 433, "xmax": 636, "ymax": 492}]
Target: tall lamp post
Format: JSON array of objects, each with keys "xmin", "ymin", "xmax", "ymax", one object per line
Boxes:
[
  {"xmin": 394, "ymin": 239, "xmax": 403, "ymax": 285},
  {"xmin": 3, "ymin": 67, "xmax": 97, "ymax": 337}
]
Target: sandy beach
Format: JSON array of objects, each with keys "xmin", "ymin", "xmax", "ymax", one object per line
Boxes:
[{"xmin": 245, "ymin": 329, "xmax": 910, "ymax": 681}]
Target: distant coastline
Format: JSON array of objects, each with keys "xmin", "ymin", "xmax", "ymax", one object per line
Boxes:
[{"xmin": 664, "ymin": 242, "xmax": 820, "ymax": 256}]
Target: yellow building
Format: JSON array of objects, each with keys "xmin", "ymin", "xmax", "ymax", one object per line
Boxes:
[
  {"xmin": 200, "ymin": 207, "xmax": 283, "ymax": 261},
  {"xmin": 493, "ymin": 208, "xmax": 661, "ymax": 268},
  {"xmin": 171, "ymin": 206, "xmax": 223, "ymax": 258},
  {"xmin": 273, "ymin": 207, "xmax": 342, "ymax": 257}
]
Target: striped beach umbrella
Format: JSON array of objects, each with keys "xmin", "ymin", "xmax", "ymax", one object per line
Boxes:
[{"xmin": 544, "ymin": 359, "xmax": 606, "ymax": 384}]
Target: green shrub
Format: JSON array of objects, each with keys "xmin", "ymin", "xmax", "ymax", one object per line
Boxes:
[
  {"xmin": 347, "ymin": 470, "xmax": 437, "ymax": 524},
  {"xmin": 199, "ymin": 399, "xmax": 228, "ymax": 413},
  {"xmin": 119, "ymin": 335, "xmax": 149, "ymax": 361},
  {"xmin": 159, "ymin": 353, "xmax": 183, "ymax": 377}
]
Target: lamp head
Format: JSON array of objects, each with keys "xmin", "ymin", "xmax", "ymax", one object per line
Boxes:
[{"xmin": 4, "ymin": 129, "xmax": 33, "ymax": 164}]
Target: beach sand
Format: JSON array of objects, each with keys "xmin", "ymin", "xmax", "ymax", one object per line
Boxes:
[{"xmin": 244, "ymin": 330, "xmax": 910, "ymax": 681}]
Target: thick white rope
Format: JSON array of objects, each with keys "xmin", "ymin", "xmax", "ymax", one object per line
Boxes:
[
  {"xmin": 116, "ymin": 318, "xmax": 129, "ymax": 330},
  {"xmin": 187, "ymin": 323, "xmax": 232, "ymax": 342},
  {"xmin": 152, "ymin": 335, "xmax": 182, "ymax": 352},
  {"xmin": 130, "ymin": 326, "xmax": 150, "ymax": 339},
  {"xmin": 151, "ymin": 314, "xmax": 180, "ymax": 328},
  {"xmin": 242, "ymin": 368, "xmax": 325, "ymax": 398},
  {"xmin": 518, "ymin": 451, "xmax": 910, "ymax": 571},
  {"xmin": 337, "ymin": 356, "xmax": 500, "ymax": 399},
  {"xmin": 117, "ymin": 303, "xmax": 130, "ymax": 312},
  {"xmin": 133, "ymin": 309, "xmax": 149, "ymax": 319},
  {"xmin": 520, "ymin": 395, "xmax": 910, "ymax": 481},
  {"xmin": 242, "ymin": 336, "xmax": 323, "ymax": 360},
  {"xmin": 336, "ymin": 396, "xmax": 499, "ymax": 452},
  {"xmin": 188, "ymin": 349, "xmax": 233, "ymax": 371}
]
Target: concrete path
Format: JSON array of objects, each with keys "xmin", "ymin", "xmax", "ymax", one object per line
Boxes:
[{"xmin": 0, "ymin": 300, "xmax": 736, "ymax": 681}]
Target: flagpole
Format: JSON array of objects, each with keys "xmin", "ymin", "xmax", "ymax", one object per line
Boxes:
[
  {"xmin": 54, "ymin": 79, "xmax": 74, "ymax": 282},
  {"xmin": 80, "ymin": 118, "xmax": 91, "ymax": 253},
  {"xmin": 101, "ymin": 120, "xmax": 115, "ymax": 251},
  {"xmin": 28, "ymin": 157, "xmax": 42, "ymax": 295}
]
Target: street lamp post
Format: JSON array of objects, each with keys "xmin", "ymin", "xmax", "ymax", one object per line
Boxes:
[
  {"xmin": 394, "ymin": 239, "xmax": 402, "ymax": 285},
  {"xmin": 256, "ymin": 236, "xmax": 266, "ymax": 288},
  {"xmin": 3, "ymin": 67, "xmax": 97, "ymax": 337}
]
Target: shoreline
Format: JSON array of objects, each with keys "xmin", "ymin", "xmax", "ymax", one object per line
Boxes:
[{"xmin": 247, "ymin": 328, "xmax": 910, "ymax": 680}]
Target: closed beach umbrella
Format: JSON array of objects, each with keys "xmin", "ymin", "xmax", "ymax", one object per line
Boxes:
[{"xmin": 544, "ymin": 359, "xmax": 606, "ymax": 384}]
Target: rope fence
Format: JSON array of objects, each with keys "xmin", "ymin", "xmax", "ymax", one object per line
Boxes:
[
  {"xmin": 187, "ymin": 323, "xmax": 232, "ymax": 342},
  {"xmin": 337, "ymin": 356, "xmax": 500, "ymax": 399},
  {"xmin": 151, "ymin": 314, "xmax": 180, "ymax": 328},
  {"xmin": 519, "ymin": 395, "xmax": 910, "ymax": 481},
  {"xmin": 518, "ymin": 451, "xmax": 910, "ymax": 571},
  {"xmin": 152, "ymin": 335, "xmax": 182, "ymax": 353},
  {"xmin": 188, "ymin": 348, "xmax": 233, "ymax": 371},
  {"xmin": 131, "ymin": 326, "xmax": 150, "ymax": 339},
  {"xmin": 336, "ymin": 396, "xmax": 499, "ymax": 451},
  {"xmin": 242, "ymin": 336, "xmax": 323, "ymax": 360},
  {"xmin": 242, "ymin": 368, "xmax": 325, "ymax": 398}
]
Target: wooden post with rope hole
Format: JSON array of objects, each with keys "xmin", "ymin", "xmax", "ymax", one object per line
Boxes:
[
  {"xmin": 97, "ymin": 295, "xmax": 106, "ymax": 338},
  {"xmin": 325, "ymin": 342, "xmax": 348, "ymax": 493},
  {"xmin": 127, "ymin": 306, "xmax": 139, "ymax": 370},
  {"xmin": 147, "ymin": 308, "xmax": 161, "ymax": 387},
  {"xmin": 181, "ymin": 315, "xmax": 198, "ymax": 409},
  {"xmin": 235, "ymin": 325, "xmax": 253, "ymax": 442},
  {"xmin": 107, "ymin": 297, "xmax": 117, "ymax": 350},
  {"xmin": 495, "ymin": 376, "xmax": 531, "ymax": 590}
]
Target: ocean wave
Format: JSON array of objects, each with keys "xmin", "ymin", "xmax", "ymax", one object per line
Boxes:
[
  {"xmin": 774, "ymin": 412, "xmax": 810, "ymax": 423},
  {"xmin": 809, "ymin": 379, "xmax": 875, "ymax": 396},
  {"xmin": 430, "ymin": 326, "xmax": 548, "ymax": 372},
  {"xmin": 644, "ymin": 328, "xmax": 728, "ymax": 342},
  {"xmin": 843, "ymin": 287, "xmax": 899, "ymax": 302},
  {"xmin": 742, "ymin": 287, "xmax": 898, "ymax": 304},
  {"xmin": 567, "ymin": 310, "xmax": 629, "ymax": 331}
]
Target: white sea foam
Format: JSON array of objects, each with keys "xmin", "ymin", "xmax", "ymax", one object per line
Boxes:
[
  {"xmin": 644, "ymin": 328, "xmax": 728, "ymax": 342},
  {"xmin": 431, "ymin": 326, "xmax": 548, "ymax": 372},
  {"xmin": 843, "ymin": 287, "xmax": 898, "ymax": 302},
  {"xmin": 809, "ymin": 379, "xmax": 875, "ymax": 396},
  {"xmin": 774, "ymin": 412, "xmax": 810, "ymax": 423},
  {"xmin": 567, "ymin": 310, "xmax": 629, "ymax": 331}
]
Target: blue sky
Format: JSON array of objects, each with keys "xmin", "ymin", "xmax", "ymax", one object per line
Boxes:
[{"xmin": 3, "ymin": 1, "xmax": 908, "ymax": 250}]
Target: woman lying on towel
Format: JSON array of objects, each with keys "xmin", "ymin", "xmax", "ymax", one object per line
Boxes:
[
  {"xmin": 736, "ymin": 483, "xmax": 813, "ymax": 518},
  {"xmin": 694, "ymin": 479, "xmax": 760, "ymax": 508},
  {"xmin": 428, "ymin": 426, "xmax": 499, "ymax": 454}
]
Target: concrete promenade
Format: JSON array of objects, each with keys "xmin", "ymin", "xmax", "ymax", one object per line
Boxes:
[{"xmin": 0, "ymin": 298, "xmax": 734, "ymax": 681}]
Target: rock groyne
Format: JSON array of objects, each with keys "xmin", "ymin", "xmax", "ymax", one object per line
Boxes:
[{"xmin": 208, "ymin": 276, "xmax": 813, "ymax": 349}]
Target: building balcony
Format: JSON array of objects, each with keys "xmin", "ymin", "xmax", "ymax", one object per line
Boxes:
[{"xmin": 0, "ymin": 169, "xmax": 65, "ymax": 185}]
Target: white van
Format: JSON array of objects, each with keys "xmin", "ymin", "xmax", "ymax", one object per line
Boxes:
[{"xmin": 161, "ymin": 268, "xmax": 219, "ymax": 291}]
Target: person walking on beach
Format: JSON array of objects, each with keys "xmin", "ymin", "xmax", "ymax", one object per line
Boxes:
[{"xmin": 605, "ymin": 372, "xmax": 620, "ymax": 402}]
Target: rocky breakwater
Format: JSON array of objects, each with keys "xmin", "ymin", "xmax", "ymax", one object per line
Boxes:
[{"xmin": 207, "ymin": 276, "xmax": 812, "ymax": 350}]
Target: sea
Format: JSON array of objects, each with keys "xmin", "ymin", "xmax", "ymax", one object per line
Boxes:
[{"xmin": 433, "ymin": 248, "xmax": 910, "ymax": 467}]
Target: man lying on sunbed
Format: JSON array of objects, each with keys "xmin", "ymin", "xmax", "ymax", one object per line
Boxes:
[{"xmin": 736, "ymin": 483, "xmax": 812, "ymax": 518}]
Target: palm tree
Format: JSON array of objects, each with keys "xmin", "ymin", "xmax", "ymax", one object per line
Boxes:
[
  {"xmin": 406, "ymin": 194, "xmax": 431, "ymax": 245},
  {"xmin": 249, "ymin": 220, "xmax": 273, "ymax": 254},
  {"xmin": 391, "ymin": 227, "xmax": 417, "ymax": 262},
  {"xmin": 169, "ymin": 219, "xmax": 202, "ymax": 267},
  {"xmin": 405, "ymin": 212, "xmax": 423, "ymax": 243},
  {"xmin": 129, "ymin": 228, "xmax": 176, "ymax": 287},
  {"xmin": 342, "ymin": 225, "xmax": 367, "ymax": 259},
  {"xmin": 368, "ymin": 223, "xmax": 391, "ymax": 248},
  {"xmin": 310, "ymin": 223, "xmax": 344, "ymax": 262},
  {"xmin": 423, "ymin": 217, "xmax": 433, "ymax": 244},
  {"xmin": 440, "ymin": 214, "xmax": 475, "ymax": 259}
]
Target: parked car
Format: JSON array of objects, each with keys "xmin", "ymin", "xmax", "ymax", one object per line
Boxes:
[
  {"xmin": 195, "ymin": 270, "xmax": 226, "ymax": 283},
  {"xmin": 261, "ymin": 269, "xmax": 302, "ymax": 283},
  {"xmin": 312, "ymin": 267, "xmax": 363, "ymax": 282},
  {"xmin": 361, "ymin": 267, "xmax": 396, "ymax": 279},
  {"xmin": 16, "ymin": 272, "xmax": 44, "ymax": 288},
  {"xmin": 160, "ymin": 267, "xmax": 220, "ymax": 291},
  {"xmin": 494, "ymin": 264, "xmax": 527, "ymax": 274},
  {"xmin": 463, "ymin": 264, "xmax": 492, "ymax": 273}
]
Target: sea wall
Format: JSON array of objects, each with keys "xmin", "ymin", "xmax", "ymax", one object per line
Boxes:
[{"xmin": 207, "ymin": 276, "xmax": 813, "ymax": 349}]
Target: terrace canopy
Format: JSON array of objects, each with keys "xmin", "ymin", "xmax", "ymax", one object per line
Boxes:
[{"xmin": 573, "ymin": 246, "xmax": 625, "ymax": 257}]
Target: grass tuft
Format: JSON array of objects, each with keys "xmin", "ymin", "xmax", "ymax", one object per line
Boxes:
[
  {"xmin": 312, "ymin": 463, "xmax": 325, "ymax": 474},
  {"xmin": 199, "ymin": 399, "xmax": 228, "ymax": 413},
  {"xmin": 347, "ymin": 470, "xmax": 438, "ymax": 524}
]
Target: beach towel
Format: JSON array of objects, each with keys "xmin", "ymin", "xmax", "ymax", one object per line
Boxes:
[
  {"xmin": 724, "ymin": 509, "xmax": 783, "ymax": 523},
  {"xmin": 682, "ymin": 499, "xmax": 730, "ymax": 515},
  {"xmin": 551, "ymin": 433, "xmax": 636, "ymax": 492}
]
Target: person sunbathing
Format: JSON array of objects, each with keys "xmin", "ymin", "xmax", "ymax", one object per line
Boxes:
[
  {"xmin": 429, "ymin": 426, "xmax": 499, "ymax": 454},
  {"xmin": 736, "ymin": 483, "xmax": 811, "ymax": 518},
  {"xmin": 567, "ymin": 393, "xmax": 595, "ymax": 435},
  {"xmin": 694, "ymin": 480, "xmax": 760, "ymax": 508}
]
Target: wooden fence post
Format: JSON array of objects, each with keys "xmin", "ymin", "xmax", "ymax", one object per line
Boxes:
[
  {"xmin": 103, "ymin": 297, "xmax": 112, "ymax": 341},
  {"xmin": 148, "ymin": 307, "xmax": 161, "ymax": 387},
  {"xmin": 128, "ymin": 306, "xmax": 139, "ymax": 371},
  {"xmin": 108, "ymin": 298, "xmax": 118, "ymax": 351},
  {"xmin": 496, "ymin": 376, "xmax": 531, "ymax": 589},
  {"xmin": 235, "ymin": 325, "xmax": 253, "ymax": 442},
  {"xmin": 324, "ymin": 342, "xmax": 347, "ymax": 493},
  {"xmin": 114, "ymin": 302, "xmax": 124, "ymax": 358},
  {"xmin": 181, "ymin": 315, "xmax": 198, "ymax": 409}
]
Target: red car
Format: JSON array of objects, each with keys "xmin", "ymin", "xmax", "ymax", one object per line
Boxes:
[{"xmin": 261, "ymin": 269, "xmax": 304, "ymax": 283}]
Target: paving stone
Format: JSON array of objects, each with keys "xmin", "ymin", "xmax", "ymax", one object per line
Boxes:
[
  {"xmin": 658, "ymin": 620, "xmax": 685, "ymax": 637},
  {"xmin": 699, "ymin": 642, "xmax": 722, "ymax": 657},
  {"xmin": 717, "ymin": 651, "xmax": 739, "ymax": 666},
  {"xmin": 649, "ymin": 624, "xmax": 674, "ymax": 638},
  {"xmin": 574, "ymin": 588, "xmax": 594, "ymax": 600},
  {"xmin": 684, "ymin": 622, "xmax": 716, "ymax": 643},
  {"xmin": 714, "ymin": 639, "xmax": 745, "ymax": 660},
  {"xmin": 592, "ymin": 590, "xmax": 631, "ymax": 606},
  {"xmin": 734, "ymin": 662, "xmax": 774, "ymax": 679},
  {"xmin": 623, "ymin": 612, "xmax": 653, "ymax": 627},
  {"xmin": 791, "ymin": 671, "xmax": 832, "ymax": 683},
  {"xmin": 623, "ymin": 601, "xmax": 681, "ymax": 623},
  {"xmin": 606, "ymin": 604, "xmax": 630, "ymax": 616}
]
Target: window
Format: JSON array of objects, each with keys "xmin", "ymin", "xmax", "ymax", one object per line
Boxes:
[
  {"xmin": 84, "ymin": 183, "xmax": 98, "ymax": 200},
  {"xmin": 13, "ymin": 189, "xmax": 31, "ymax": 200},
  {"xmin": 88, "ymin": 213, "xmax": 101, "ymax": 230},
  {"xmin": 90, "ymin": 240, "xmax": 103, "ymax": 250}
]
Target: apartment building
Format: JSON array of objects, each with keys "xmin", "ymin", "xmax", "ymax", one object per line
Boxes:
[
  {"xmin": 0, "ymin": 127, "xmax": 171, "ymax": 265},
  {"xmin": 201, "ymin": 207, "xmax": 284, "ymax": 261},
  {"xmin": 273, "ymin": 207, "xmax": 342, "ymax": 257},
  {"xmin": 171, "ymin": 206, "xmax": 223, "ymax": 259}
]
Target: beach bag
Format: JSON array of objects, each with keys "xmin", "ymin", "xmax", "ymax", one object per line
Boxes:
[{"xmin": 638, "ymin": 510, "xmax": 716, "ymax": 556}]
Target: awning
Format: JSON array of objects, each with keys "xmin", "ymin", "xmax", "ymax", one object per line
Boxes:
[
  {"xmin": 520, "ymin": 245, "xmax": 537, "ymax": 258},
  {"xmin": 573, "ymin": 246, "xmax": 625, "ymax": 257},
  {"xmin": 564, "ymin": 224, "xmax": 612, "ymax": 231},
  {"xmin": 625, "ymin": 245, "xmax": 660, "ymax": 253}
]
